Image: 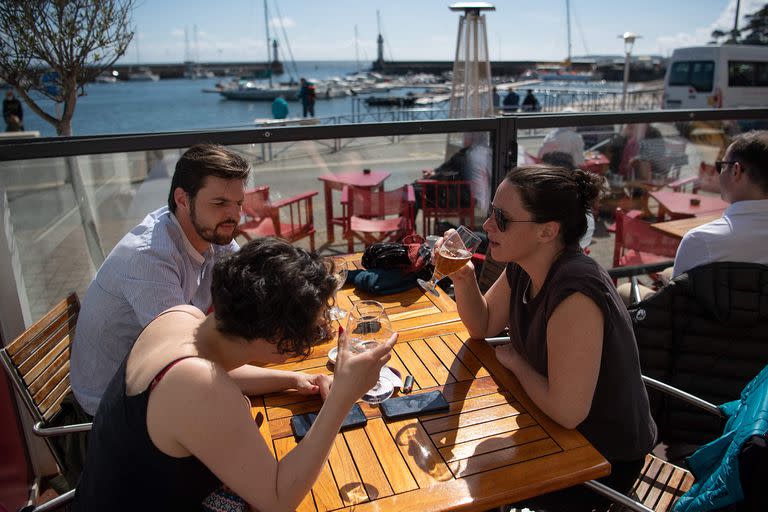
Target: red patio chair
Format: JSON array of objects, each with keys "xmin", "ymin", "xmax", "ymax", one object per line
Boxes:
[
  {"xmin": 236, "ymin": 186, "xmax": 318, "ymax": 251},
  {"xmin": 613, "ymin": 207, "xmax": 679, "ymax": 278},
  {"xmin": 415, "ymin": 179, "xmax": 475, "ymax": 236},
  {"xmin": 341, "ymin": 184, "xmax": 415, "ymax": 252}
]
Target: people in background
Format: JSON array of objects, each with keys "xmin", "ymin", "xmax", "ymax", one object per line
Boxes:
[
  {"xmin": 446, "ymin": 164, "xmax": 656, "ymax": 510},
  {"xmin": 492, "ymin": 86, "xmax": 501, "ymax": 110},
  {"xmin": 503, "ymin": 88, "xmax": 520, "ymax": 112},
  {"xmin": 521, "ymin": 89, "xmax": 541, "ymax": 112},
  {"xmin": 271, "ymin": 95, "xmax": 289, "ymax": 119},
  {"xmin": 538, "ymin": 121, "xmax": 585, "ymax": 167},
  {"xmin": 619, "ymin": 130, "xmax": 768, "ymax": 304},
  {"xmin": 3, "ymin": 90, "xmax": 23, "ymax": 131},
  {"xmin": 297, "ymin": 78, "xmax": 316, "ymax": 117},
  {"xmin": 629, "ymin": 125, "xmax": 667, "ymax": 182},
  {"xmin": 73, "ymin": 237, "xmax": 396, "ymax": 510}
]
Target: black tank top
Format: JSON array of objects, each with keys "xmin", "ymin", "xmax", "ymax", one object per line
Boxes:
[
  {"xmin": 505, "ymin": 246, "xmax": 657, "ymax": 462},
  {"xmin": 72, "ymin": 355, "xmax": 220, "ymax": 510}
]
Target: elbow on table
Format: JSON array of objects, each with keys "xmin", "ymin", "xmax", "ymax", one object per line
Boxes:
[{"xmin": 550, "ymin": 406, "xmax": 589, "ymax": 431}]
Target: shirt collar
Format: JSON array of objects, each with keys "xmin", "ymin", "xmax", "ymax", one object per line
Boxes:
[
  {"xmin": 724, "ymin": 199, "xmax": 768, "ymax": 217},
  {"xmin": 169, "ymin": 212, "xmax": 212, "ymax": 264}
]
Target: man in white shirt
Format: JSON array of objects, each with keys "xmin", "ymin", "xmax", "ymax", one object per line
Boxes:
[{"xmin": 619, "ymin": 131, "xmax": 768, "ymax": 304}]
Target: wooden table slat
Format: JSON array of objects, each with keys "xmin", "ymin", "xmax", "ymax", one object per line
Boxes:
[
  {"xmin": 328, "ymin": 435, "xmax": 369, "ymax": 507},
  {"xmin": 385, "ymin": 417, "xmax": 454, "ymax": 488},
  {"xmin": 393, "ymin": 343, "xmax": 438, "ymax": 390},
  {"xmin": 422, "ymin": 402, "xmax": 524, "ymax": 435},
  {"xmin": 426, "ymin": 336, "xmax": 476, "ymax": 382},
  {"xmin": 364, "ymin": 418, "xmax": 419, "ymax": 494},
  {"xmin": 409, "ymin": 338, "xmax": 457, "ymax": 385},
  {"xmin": 430, "ymin": 413, "xmax": 537, "ymax": 448},
  {"xmin": 439, "ymin": 425, "xmax": 550, "ymax": 462},
  {"xmin": 343, "ymin": 427, "xmax": 395, "ymax": 500},
  {"xmin": 272, "ymin": 436, "xmax": 318, "ymax": 512},
  {"xmin": 441, "ymin": 333, "xmax": 491, "ymax": 378}
]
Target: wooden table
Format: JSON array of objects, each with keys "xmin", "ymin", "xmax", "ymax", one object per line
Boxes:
[
  {"xmin": 318, "ymin": 170, "xmax": 391, "ymax": 243},
  {"xmin": 651, "ymin": 213, "xmax": 722, "ymax": 240},
  {"xmin": 649, "ymin": 190, "xmax": 728, "ymax": 220},
  {"xmin": 249, "ymin": 255, "xmax": 610, "ymax": 511}
]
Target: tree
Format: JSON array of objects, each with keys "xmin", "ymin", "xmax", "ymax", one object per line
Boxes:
[
  {"xmin": 0, "ymin": 0, "xmax": 134, "ymax": 136},
  {"xmin": 741, "ymin": 5, "xmax": 768, "ymax": 45}
]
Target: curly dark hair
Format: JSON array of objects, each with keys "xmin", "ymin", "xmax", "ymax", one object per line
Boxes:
[
  {"xmin": 505, "ymin": 164, "xmax": 605, "ymax": 246},
  {"xmin": 168, "ymin": 144, "xmax": 251, "ymax": 213},
  {"xmin": 211, "ymin": 237, "xmax": 337, "ymax": 356},
  {"xmin": 728, "ymin": 131, "xmax": 768, "ymax": 193}
]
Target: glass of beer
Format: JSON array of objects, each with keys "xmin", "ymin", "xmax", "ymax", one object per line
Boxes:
[{"xmin": 417, "ymin": 226, "xmax": 481, "ymax": 297}]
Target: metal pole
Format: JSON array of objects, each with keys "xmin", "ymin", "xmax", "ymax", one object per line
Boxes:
[{"xmin": 621, "ymin": 50, "xmax": 630, "ymax": 111}]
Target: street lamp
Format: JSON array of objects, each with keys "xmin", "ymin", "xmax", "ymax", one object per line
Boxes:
[{"xmin": 619, "ymin": 31, "xmax": 640, "ymax": 111}]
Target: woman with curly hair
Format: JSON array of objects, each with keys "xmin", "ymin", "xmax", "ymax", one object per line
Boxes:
[
  {"xmin": 74, "ymin": 237, "xmax": 395, "ymax": 511},
  {"xmin": 446, "ymin": 165, "xmax": 657, "ymax": 510}
]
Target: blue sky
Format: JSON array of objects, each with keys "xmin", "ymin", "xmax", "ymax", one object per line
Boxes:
[{"xmin": 121, "ymin": 0, "xmax": 765, "ymax": 64}]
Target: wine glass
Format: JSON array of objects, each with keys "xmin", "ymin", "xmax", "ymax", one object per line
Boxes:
[
  {"xmin": 417, "ymin": 225, "xmax": 482, "ymax": 297},
  {"xmin": 346, "ymin": 300, "xmax": 394, "ymax": 404},
  {"xmin": 329, "ymin": 258, "xmax": 348, "ymax": 321}
]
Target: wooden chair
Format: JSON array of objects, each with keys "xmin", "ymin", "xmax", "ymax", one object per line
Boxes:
[
  {"xmin": 236, "ymin": 186, "xmax": 318, "ymax": 251},
  {"xmin": 415, "ymin": 179, "xmax": 475, "ymax": 236},
  {"xmin": 341, "ymin": 184, "xmax": 415, "ymax": 252},
  {"xmin": 0, "ymin": 293, "xmax": 90, "ymax": 511}
]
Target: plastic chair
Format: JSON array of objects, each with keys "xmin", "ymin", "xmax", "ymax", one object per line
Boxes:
[
  {"xmin": 415, "ymin": 179, "xmax": 475, "ymax": 236},
  {"xmin": 236, "ymin": 186, "xmax": 318, "ymax": 251},
  {"xmin": 613, "ymin": 207, "xmax": 679, "ymax": 271},
  {"xmin": 0, "ymin": 293, "xmax": 91, "ymax": 510},
  {"xmin": 341, "ymin": 184, "xmax": 415, "ymax": 252}
]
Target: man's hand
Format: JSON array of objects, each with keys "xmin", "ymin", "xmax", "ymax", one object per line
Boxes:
[{"xmin": 295, "ymin": 373, "xmax": 334, "ymax": 401}]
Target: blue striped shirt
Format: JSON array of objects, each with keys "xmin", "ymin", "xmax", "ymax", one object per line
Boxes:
[{"xmin": 70, "ymin": 207, "xmax": 238, "ymax": 415}]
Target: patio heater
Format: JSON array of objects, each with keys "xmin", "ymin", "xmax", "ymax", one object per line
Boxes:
[
  {"xmin": 446, "ymin": 2, "xmax": 495, "ymax": 155},
  {"xmin": 619, "ymin": 32, "xmax": 640, "ymax": 111}
]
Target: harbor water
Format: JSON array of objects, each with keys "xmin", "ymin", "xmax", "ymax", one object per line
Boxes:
[{"xmin": 21, "ymin": 60, "xmax": 630, "ymax": 137}]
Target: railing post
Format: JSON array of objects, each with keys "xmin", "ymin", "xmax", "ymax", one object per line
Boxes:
[{"xmin": 66, "ymin": 156, "xmax": 105, "ymax": 268}]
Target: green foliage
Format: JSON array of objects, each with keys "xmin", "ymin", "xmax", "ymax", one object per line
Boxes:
[
  {"xmin": 710, "ymin": 4, "xmax": 768, "ymax": 46},
  {"xmin": 0, "ymin": 0, "xmax": 135, "ymax": 135}
]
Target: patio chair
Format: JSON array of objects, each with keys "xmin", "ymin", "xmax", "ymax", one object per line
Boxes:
[
  {"xmin": 415, "ymin": 179, "xmax": 475, "ymax": 236},
  {"xmin": 584, "ymin": 367, "xmax": 768, "ymax": 512},
  {"xmin": 613, "ymin": 207, "xmax": 679, "ymax": 274},
  {"xmin": 0, "ymin": 292, "xmax": 91, "ymax": 510},
  {"xmin": 341, "ymin": 184, "xmax": 415, "ymax": 252},
  {"xmin": 236, "ymin": 186, "xmax": 318, "ymax": 251}
]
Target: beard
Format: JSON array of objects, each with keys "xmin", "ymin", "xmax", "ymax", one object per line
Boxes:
[{"xmin": 189, "ymin": 200, "xmax": 238, "ymax": 246}]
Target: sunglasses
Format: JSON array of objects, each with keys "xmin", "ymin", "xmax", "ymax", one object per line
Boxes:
[
  {"xmin": 486, "ymin": 203, "xmax": 537, "ymax": 232},
  {"xmin": 715, "ymin": 160, "xmax": 736, "ymax": 174}
]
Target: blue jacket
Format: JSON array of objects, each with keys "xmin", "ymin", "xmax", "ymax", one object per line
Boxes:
[{"xmin": 674, "ymin": 364, "xmax": 768, "ymax": 512}]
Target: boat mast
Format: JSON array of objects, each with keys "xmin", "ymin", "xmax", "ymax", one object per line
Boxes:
[
  {"xmin": 264, "ymin": 0, "xmax": 273, "ymax": 87},
  {"xmin": 355, "ymin": 25, "xmax": 360, "ymax": 73},
  {"xmin": 565, "ymin": 0, "xmax": 572, "ymax": 69}
]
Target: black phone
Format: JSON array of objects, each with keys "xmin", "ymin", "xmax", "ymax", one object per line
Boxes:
[
  {"xmin": 379, "ymin": 390, "xmax": 450, "ymax": 420},
  {"xmin": 290, "ymin": 403, "xmax": 367, "ymax": 440}
]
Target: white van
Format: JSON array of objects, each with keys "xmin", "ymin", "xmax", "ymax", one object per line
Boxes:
[{"xmin": 663, "ymin": 45, "xmax": 768, "ymax": 109}]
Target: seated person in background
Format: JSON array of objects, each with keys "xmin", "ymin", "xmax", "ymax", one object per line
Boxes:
[
  {"xmin": 73, "ymin": 238, "xmax": 397, "ymax": 510},
  {"xmin": 521, "ymin": 89, "xmax": 541, "ymax": 112},
  {"xmin": 414, "ymin": 146, "xmax": 473, "ymax": 213},
  {"xmin": 629, "ymin": 125, "xmax": 666, "ymax": 182},
  {"xmin": 537, "ymin": 117, "xmax": 585, "ymax": 167},
  {"xmin": 539, "ymin": 151, "xmax": 595, "ymax": 250},
  {"xmin": 446, "ymin": 164, "xmax": 657, "ymax": 511},
  {"xmin": 618, "ymin": 130, "xmax": 768, "ymax": 304}
]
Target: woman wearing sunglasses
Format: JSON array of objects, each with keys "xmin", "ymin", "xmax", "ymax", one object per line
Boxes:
[{"xmin": 448, "ymin": 164, "xmax": 657, "ymax": 510}]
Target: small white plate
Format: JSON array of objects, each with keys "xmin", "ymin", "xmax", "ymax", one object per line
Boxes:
[{"xmin": 328, "ymin": 346, "xmax": 339, "ymax": 364}]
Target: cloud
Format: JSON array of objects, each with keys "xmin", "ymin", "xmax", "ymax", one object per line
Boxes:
[
  {"xmin": 654, "ymin": 0, "xmax": 765, "ymax": 55},
  {"xmin": 170, "ymin": 29, "xmax": 184, "ymax": 38},
  {"xmin": 269, "ymin": 17, "xmax": 296, "ymax": 30}
]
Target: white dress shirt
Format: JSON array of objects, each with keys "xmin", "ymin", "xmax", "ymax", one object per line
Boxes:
[{"xmin": 673, "ymin": 199, "xmax": 768, "ymax": 277}]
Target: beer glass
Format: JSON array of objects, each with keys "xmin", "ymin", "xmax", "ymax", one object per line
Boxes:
[{"xmin": 417, "ymin": 226, "xmax": 481, "ymax": 297}]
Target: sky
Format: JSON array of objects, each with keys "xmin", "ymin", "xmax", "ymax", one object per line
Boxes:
[{"xmin": 121, "ymin": 0, "xmax": 766, "ymax": 64}]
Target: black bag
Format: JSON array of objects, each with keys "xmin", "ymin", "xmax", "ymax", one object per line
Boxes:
[{"xmin": 360, "ymin": 235, "xmax": 434, "ymax": 282}]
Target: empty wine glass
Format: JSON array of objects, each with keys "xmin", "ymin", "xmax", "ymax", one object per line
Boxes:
[
  {"xmin": 346, "ymin": 300, "xmax": 394, "ymax": 404},
  {"xmin": 329, "ymin": 258, "xmax": 348, "ymax": 321},
  {"xmin": 417, "ymin": 226, "xmax": 482, "ymax": 297}
]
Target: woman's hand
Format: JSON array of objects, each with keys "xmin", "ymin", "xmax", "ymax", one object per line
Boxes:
[
  {"xmin": 331, "ymin": 327, "xmax": 396, "ymax": 404},
  {"xmin": 494, "ymin": 343, "xmax": 520, "ymax": 371},
  {"xmin": 294, "ymin": 373, "xmax": 333, "ymax": 401}
]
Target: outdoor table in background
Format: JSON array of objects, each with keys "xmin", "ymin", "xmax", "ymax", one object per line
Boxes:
[
  {"xmin": 651, "ymin": 213, "xmax": 723, "ymax": 240},
  {"xmin": 317, "ymin": 170, "xmax": 391, "ymax": 244},
  {"xmin": 248, "ymin": 254, "xmax": 610, "ymax": 511},
  {"xmin": 649, "ymin": 190, "xmax": 728, "ymax": 220}
]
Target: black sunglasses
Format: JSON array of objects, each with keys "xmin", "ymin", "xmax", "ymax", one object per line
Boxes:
[
  {"xmin": 486, "ymin": 203, "xmax": 537, "ymax": 232},
  {"xmin": 715, "ymin": 160, "xmax": 736, "ymax": 174}
]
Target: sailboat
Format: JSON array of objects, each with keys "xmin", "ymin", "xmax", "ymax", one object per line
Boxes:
[
  {"xmin": 220, "ymin": 0, "xmax": 298, "ymax": 101},
  {"xmin": 128, "ymin": 35, "xmax": 160, "ymax": 81}
]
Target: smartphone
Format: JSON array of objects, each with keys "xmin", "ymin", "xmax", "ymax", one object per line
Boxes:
[
  {"xmin": 379, "ymin": 390, "xmax": 450, "ymax": 420},
  {"xmin": 290, "ymin": 403, "xmax": 367, "ymax": 440}
]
